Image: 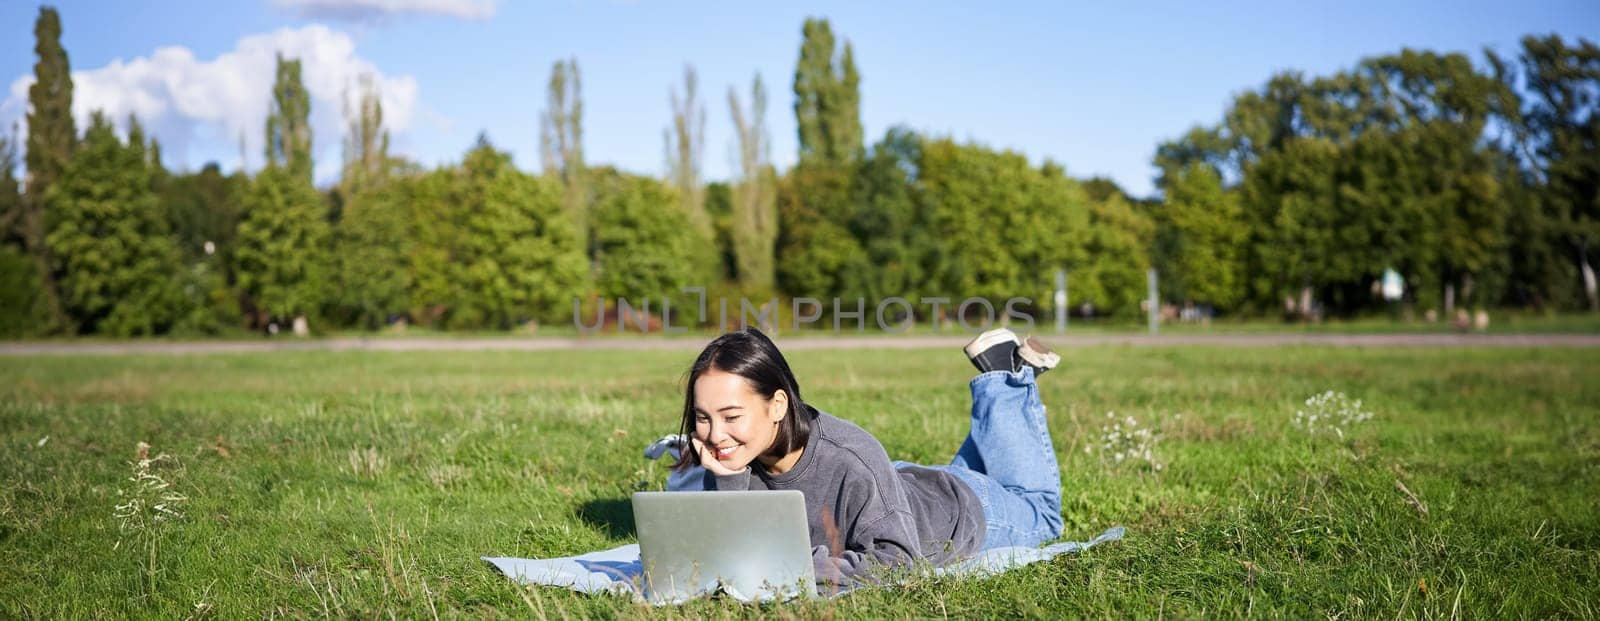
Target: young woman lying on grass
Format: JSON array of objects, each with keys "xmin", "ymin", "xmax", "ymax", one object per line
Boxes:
[{"xmin": 675, "ymin": 327, "xmax": 1066, "ymax": 585}]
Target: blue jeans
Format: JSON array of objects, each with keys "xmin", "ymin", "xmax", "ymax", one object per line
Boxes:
[{"xmin": 900, "ymin": 367, "xmax": 1063, "ymax": 550}]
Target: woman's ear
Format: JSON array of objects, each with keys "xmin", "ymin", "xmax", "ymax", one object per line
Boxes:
[{"xmin": 769, "ymin": 389, "xmax": 788, "ymax": 422}]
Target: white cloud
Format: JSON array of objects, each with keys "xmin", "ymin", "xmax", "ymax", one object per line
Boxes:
[
  {"xmin": 3, "ymin": 24, "xmax": 421, "ymax": 184},
  {"xmin": 272, "ymin": 0, "xmax": 497, "ymax": 21}
]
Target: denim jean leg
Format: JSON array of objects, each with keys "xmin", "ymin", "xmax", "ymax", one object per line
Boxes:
[{"xmin": 962, "ymin": 367, "xmax": 1063, "ymax": 544}]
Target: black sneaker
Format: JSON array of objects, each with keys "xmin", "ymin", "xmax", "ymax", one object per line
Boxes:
[
  {"xmin": 964, "ymin": 327, "xmax": 1020, "ymax": 373},
  {"xmin": 1017, "ymin": 335, "xmax": 1060, "ymax": 376}
]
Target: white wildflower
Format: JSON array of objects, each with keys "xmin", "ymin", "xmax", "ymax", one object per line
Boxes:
[
  {"xmin": 1292, "ymin": 391, "xmax": 1374, "ymax": 440},
  {"xmin": 113, "ymin": 447, "xmax": 188, "ymax": 535},
  {"xmin": 112, "ymin": 443, "xmax": 188, "ymax": 595},
  {"xmin": 1088, "ymin": 411, "xmax": 1164, "ymax": 472}
]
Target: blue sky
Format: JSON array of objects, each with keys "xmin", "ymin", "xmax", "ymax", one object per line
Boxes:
[{"xmin": 2, "ymin": 1, "xmax": 1595, "ymax": 198}]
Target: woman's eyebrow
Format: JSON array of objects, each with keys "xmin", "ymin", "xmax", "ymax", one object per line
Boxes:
[{"xmin": 693, "ymin": 404, "xmax": 745, "ymax": 415}]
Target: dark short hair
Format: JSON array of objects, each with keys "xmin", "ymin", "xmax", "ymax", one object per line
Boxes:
[{"xmin": 675, "ymin": 328, "xmax": 811, "ymax": 471}]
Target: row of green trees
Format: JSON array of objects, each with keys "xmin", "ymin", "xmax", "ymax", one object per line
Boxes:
[
  {"xmin": 1153, "ymin": 40, "xmax": 1599, "ymax": 314},
  {"xmin": 0, "ymin": 7, "xmax": 1595, "ymax": 337}
]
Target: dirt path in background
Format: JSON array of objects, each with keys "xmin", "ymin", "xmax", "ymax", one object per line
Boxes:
[{"xmin": 3, "ymin": 333, "xmax": 1598, "ymax": 355}]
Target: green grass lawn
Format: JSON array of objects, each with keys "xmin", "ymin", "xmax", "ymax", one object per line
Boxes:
[{"xmin": 2, "ymin": 345, "xmax": 1597, "ymax": 618}]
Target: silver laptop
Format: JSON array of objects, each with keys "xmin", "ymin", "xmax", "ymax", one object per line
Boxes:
[{"xmin": 632, "ymin": 490, "xmax": 817, "ymax": 603}]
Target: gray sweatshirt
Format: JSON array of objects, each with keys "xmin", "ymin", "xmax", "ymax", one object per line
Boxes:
[{"xmin": 704, "ymin": 406, "xmax": 986, "ymax": 585}]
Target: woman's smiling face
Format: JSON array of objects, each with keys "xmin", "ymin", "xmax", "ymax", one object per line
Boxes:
[{"xmin": 692, "ymin": 369, "xmax": 787, "ymax": 471}]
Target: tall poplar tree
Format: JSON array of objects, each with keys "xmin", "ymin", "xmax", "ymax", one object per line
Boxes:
[
  {"xmin": 665, "ymin": 64, "xmax": 710, "ymax": 240},
  {"xmin": 793, "ymin": 17, "xmax": 863, "ymax": 167},
  {"xmin": 265, "ymin": 53, "xmax": 313, "ymax": 184},
  {"xmin": 781, "ymin": 18, "xmax": 868, "ymax": 299},
  {"xmin": 26, "ymin": 7, "xmax": 74, "ymax": 202},
  {"xmin": 539, "ymin": 58, "xmax": 589, "ymax": 265},
  {"xmin": 341, "ymin": 73, "xmax": 391, "ymax": 193},
  {"xmin": 835, "ymin": 43, "xmax": 863, "ymax": 163},
  {"xmin": 729, "ymin": 74, "xmax": 778, "ymax": 292},
  {"xmin": 237, "ymin": 54, "xmax": 327, "ymax": 328},
  {"xmin": 330, "ymin": 75, "xmax": 404, "ymax": 328},
  {"xmin": 23, "ymin": 5, "xmax": 73, "ymax": 332}
]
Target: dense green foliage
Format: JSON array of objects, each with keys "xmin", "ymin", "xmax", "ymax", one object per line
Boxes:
[
  {"xmin": 1156, "ymin": 164, "xmax": 1247, "ymax": 309},
  {"xmin": 0, "ymin": 127, "xmax": 19, "ymax": 246},
  {"xmin": 590, "ymin": 167, "xmax": 703, "ymax": 305},
  {"xmin": 44, "ymin": 114, "xmax": 187, "ymax": 336},
  {"xmin": 3, "ymin": 8, "xmax": 1596, "ymax": 337},
  {"xmin": 850, "ymin": 127, "xmax": 932, "ymax": 303},
  {"xmin": 327, "ymin": 179, "xmax": 410, "ymax": 329},
  {"xmin": 452, "ymin": 140, "xmax": 586, "ymax": 328},
  {"xmin": 323, "ymin": 138, "xmax": 590, "ymax": 330},
  {"xmin": 918, "ymin": 141, "xmax": 1092, "ymax": 304},
  {"xmin": 1501, "ymin": 36, "xmax": 1600, "ymax": 310},
  {"xmin": 1077, "ymin": 192, "xmax": 1154, "ymax": 316},
  {"xmin": 162, "ymin": 163, "xmax": 244, "ymax": 264},
  {"xmin": 234, "ymin": 163, "xmax": 329, "ymax": 324},
  {"xmin": 2, "ymin": 346, "xmax": 1596, "ymax": 617},
  {"xmin": 0, "ymin": 245, "xmax": 50, "ymax": 337},
  {"xmin": 776, "ymin": 161, "xmax": 866, "ymax": 301},
  {"xmin": 1156, "ymin": 44, "xmax": 1593, "ymax": 315}
]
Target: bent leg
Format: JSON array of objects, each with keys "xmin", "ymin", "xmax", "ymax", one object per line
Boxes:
[{"xmin": 948, "ymin": 367, "xmax": 1062, "ymax": 545}]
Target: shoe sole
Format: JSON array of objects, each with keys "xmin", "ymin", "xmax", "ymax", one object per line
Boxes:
[
  {"xmin": 964, "ymin": 327, "xmax": 1018, "ymax": 360},
  {"xmin": 1018, "ymin": 336, "xmax": 1060, "ymax": 370}
]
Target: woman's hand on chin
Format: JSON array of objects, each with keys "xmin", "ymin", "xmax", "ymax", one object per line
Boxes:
[{"xmin": 690, "ymin": 437, "xmax": 745, "ymax": 477}]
